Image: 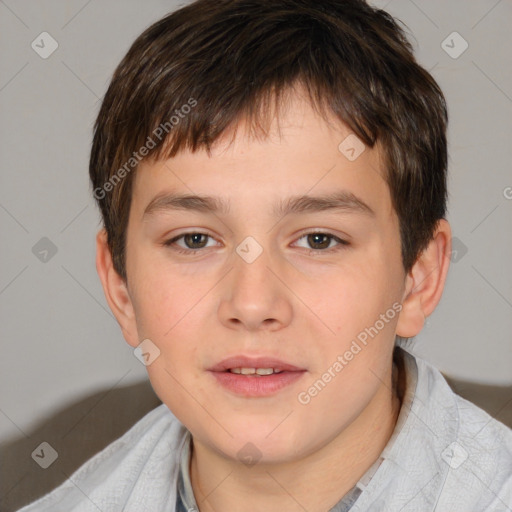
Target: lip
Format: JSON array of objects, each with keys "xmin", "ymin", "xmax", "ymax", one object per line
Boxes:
[{"xmin": 208, "ymin": 355, "xmax": 307, "ymax": 397}]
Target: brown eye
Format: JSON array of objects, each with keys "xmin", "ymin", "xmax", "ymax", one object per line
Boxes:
[
  {"xmin": 307, "ymin": 233, "xmax": 332, "ymax": 250},
  {"xmin": 181, "ymin": 233, "xmax": 209, "ymax": 249},
  {"xmin": 294, "ymin": 232, "xmax": 349, "ymax": 254},
  {"xmin": 163, "ymin": 232, "xmax": 216, "ymax": 253}
]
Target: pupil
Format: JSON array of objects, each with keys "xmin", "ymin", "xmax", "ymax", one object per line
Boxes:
[{"xmin": 308, "ymin": 234, "xmax": 329, "ymax": 249}]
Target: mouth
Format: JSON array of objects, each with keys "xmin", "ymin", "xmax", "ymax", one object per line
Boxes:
[
  {"xmin": 209, "ymin": 356, "xmax": 305, "ymax": 373},
  {"xmin": 208, "ymin": 356, "xmax": 307, "ymax": 397},
  {"xmin": 227, "ymin": 367, "xmax": 284, "ymax": 376}
]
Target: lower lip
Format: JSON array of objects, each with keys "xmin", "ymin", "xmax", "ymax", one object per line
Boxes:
[{"xmin": 210, "ymin": 371, "xmax": 306, "ymax": 397}]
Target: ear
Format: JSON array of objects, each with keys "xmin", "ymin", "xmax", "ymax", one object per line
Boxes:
[
  {"xmin": 396, "ymin": 219, "xmax": 452, "ymax": 338},
  {"xmin": 95, "ymin": 229, "xmax": 139, "ymax": 347}
]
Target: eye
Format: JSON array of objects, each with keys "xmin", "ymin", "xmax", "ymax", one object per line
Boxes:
[
  {"xmin": 163, "ymin": 232, "xmax": 218, "ymax": 254},
  {"xmin": 163, "ymin": 230, "xmax": 349, "ymax": 256},
  {"xmin": 294, "ymin": 232, "xmax": 349, "ymax": 253}
]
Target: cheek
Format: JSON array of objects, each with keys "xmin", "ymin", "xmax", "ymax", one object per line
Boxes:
[
  {"xmin": 129, "ymin": 258, "xmax": 198, "ymax": 336},
  {"xmin": 314, "ymin": 263, "xmax": 402, "ymax": 377},
  {"xmin": 142, "ymin": 323, "xmax": 212, "ymax": 435},
  {"xmin": 129, "ymin": 268, "xmax": 208, "ymax": 372},
  {"xmin": 319, "ymin": 265, "xmax": 385, "ymax": 332}
]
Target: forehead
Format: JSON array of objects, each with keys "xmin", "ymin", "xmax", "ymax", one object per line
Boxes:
[{"xmin": 132, "ymin": 90, "xmax": 392, "ymax": 221}]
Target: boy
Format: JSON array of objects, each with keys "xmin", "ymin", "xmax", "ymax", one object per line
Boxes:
[{"xmin": 19, "ymin": 0, "xmax": 512, "ymax": 511}]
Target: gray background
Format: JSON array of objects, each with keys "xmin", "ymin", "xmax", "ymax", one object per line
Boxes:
[{"xmin": 0, "ymin": 0, "xmax": 511, "ymax": 450}]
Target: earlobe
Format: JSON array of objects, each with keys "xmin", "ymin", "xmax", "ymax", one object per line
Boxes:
[
  {"xmin": 95, "ymin": 229, "xmax": 139, "ymax": 347},
  {"xmin": 396, "ymin": 219, "xmax": 452, "ymax": 338}
]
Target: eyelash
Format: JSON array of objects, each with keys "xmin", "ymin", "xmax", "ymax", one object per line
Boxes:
[{"xmin": 162, "ymin": 231, "xmax": 350, "ymax": 256}]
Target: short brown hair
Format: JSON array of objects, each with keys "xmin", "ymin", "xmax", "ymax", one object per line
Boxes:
[{"xmin": 90, "ymin": 0, "xmax": 448, "ymax": 281}]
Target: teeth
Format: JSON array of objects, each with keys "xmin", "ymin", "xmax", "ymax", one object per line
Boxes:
[
  {"xmin": 255, "ymin": 368, "xmax": 274, "ymax": 376},
  {"xmin": 229, "ymin": 368, "xmax": 282, "ymax": 375}
]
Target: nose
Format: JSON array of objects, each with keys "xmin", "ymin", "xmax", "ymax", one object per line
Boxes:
[{"xmin": 217, "ymin": 244, "xmax": 293, "ymax": 332}]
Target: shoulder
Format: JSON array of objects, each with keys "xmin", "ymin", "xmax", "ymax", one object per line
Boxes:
[
  {"xmin": 16, "ymin": 404, "xmax": 186, "ymax": 512},
  {"xmin": 442, "ymin": 392, "xmax": 512, "ymax": 507},
  {"xmin": 415, "ymin": 351, "xmax": 512, "ymax": 461},
  {"xmin": 414, "ymin": 351, "xmax": 512, "ymax": 510}
]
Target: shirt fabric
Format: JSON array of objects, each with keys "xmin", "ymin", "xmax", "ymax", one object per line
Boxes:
[{"xmin": 17, "ymin": 344, "xmax": 512, "ymax": 512}]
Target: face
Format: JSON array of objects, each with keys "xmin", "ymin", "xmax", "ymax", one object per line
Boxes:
[{"xmin": 122, "ymin": 91, "xmax": 408, "ymax": 464}]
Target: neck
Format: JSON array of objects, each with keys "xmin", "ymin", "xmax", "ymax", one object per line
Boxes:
[{"xmin": 190, "ymin": 358, "xmax": 402, "ymax": 512}]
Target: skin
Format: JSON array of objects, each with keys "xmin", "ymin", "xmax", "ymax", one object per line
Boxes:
[{"xmin": 96, "ymin": 88, "xmax": 451, "ymax": 512}]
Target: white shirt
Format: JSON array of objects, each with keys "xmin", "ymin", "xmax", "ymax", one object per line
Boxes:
[{"xmin": 17, "ymin": 345, "xmax": 512, "ymax": 511}]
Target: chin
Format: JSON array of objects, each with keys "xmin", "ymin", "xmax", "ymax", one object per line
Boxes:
[{"xmin": 214, "ymin": 426, "xmax": 308, "ymax": 464}]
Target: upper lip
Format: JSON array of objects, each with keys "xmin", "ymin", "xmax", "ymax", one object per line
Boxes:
[{"xmin": 208, "ymin": 356, "xmax": 306, "ymax": 372}]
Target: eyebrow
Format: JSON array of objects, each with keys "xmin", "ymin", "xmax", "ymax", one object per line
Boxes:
[{"xmin": 142, "ymin": 190, "xmax": 375, "ymax": 219}]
